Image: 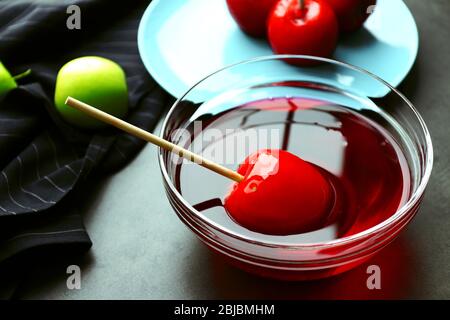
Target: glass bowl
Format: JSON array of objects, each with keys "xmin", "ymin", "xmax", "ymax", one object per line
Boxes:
[{"xmin": 158, "ymin": 55, "xmax": 433, "ymax": 280}]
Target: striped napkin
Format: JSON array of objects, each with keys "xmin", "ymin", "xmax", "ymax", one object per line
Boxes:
[{"xmin": 0, "ymin": 0, "xmax": 169, "ymax": 297}]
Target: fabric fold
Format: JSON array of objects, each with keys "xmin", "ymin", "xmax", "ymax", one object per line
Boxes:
[{"xmin": 0, "ymin": 0, "xmax": 169, "ymax": 297}]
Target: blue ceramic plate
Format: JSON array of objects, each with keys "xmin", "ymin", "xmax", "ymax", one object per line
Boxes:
[{"xmin": 138, "ymin": 0, "xmax": 419, "ymax": 98}]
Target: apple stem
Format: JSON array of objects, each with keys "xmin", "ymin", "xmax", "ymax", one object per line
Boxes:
[
  {"xmin": 298, "ymin": 0, "xmax": 305, "ymax": 10},
  {"xmin": 13, "ymin": 69, "xmax": 31, "ymax": 81}
]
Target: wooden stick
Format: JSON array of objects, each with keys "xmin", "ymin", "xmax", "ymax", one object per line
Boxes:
[{"xmin": 65, "ymin": 97, "xmax": 244, "ymax": 183}]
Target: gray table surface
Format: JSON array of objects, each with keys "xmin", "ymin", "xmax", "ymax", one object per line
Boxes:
[{"xmin": 15, "ymin": 0, "xmax": 450, "ymax": 299}]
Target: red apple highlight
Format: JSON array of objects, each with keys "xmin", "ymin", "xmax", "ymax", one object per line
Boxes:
[
  {"xmin": 224, "ymin": 149, "xmax": 333, "ymax": 235},
  {"xmin": 267, "ymin": 0, "xmax": 339, "ymax": 66}
]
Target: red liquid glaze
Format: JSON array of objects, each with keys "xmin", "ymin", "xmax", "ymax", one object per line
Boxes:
[{"xmin": 177, "ymin": 97, "xmax": 411, "ymax": 243}]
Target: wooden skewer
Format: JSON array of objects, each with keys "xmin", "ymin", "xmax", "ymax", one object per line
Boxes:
[{"xmin": 65, "ymin": 97, "xmax": 245, "ymax": 183}]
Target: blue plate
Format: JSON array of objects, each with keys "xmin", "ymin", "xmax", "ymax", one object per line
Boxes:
[{"xmin": 138, "ymin": 0, "xmax": 419, "ymax": 98}]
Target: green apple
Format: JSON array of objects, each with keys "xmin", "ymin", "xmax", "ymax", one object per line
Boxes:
[
  {"xmin": 0, "ymin": 61, "xmax": 17, "ymax": 98},
  {"xmin": 54, "ymin": 56, "xmax": 129, "ymax": 129}
]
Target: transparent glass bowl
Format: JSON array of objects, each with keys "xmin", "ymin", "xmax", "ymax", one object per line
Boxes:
[{"xmin": 158, "ymin": 55, "xmax": 433, "ymax": 280}]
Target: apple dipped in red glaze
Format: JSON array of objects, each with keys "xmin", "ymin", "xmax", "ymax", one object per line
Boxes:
[
  {"xmin": 226, "ymin": 0, "xmax": 279, "ymax": 37},
  {"xmin": 224, "ymin": 149, "xmax": 333, "ymax": 235},
  {"xmin": 323, "ymin": 0, "xmax": 376, "ymax": 33},
  {"xmin": 267, "ymin": 0, "xmax": 339, "ymax": 66}
]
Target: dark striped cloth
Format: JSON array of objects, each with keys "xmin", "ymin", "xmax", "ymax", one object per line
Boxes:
[{"xmin": 0, "ymin": 0, "xmax": 169, "ymax": 297}]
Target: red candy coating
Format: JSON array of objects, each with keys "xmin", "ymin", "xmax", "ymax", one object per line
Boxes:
[
  {"xmin": 267, "ymin": 0, "xmax": 339, "ymax": 66},
  {"xmin": 226, "ymin": 0, "xmax": 279, "ymax": 37},
  {"xmin": 323, "ymin": 0, "xmax": 376, "ymax": 33},
  {"xmin": 224, "ymin": 149, "xmax": 333, "ymax": 235}
]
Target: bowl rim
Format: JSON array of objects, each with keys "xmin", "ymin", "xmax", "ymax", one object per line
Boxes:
[{"xmin": 158, "ymin": 54, "xmax": 433, "ymax": 250}]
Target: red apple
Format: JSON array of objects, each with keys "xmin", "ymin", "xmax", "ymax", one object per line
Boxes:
[
  {"xmin": 224, "ymin": 149, "xmax": 333, "ymax": 235},
  {"xmin": 226, "ymin": 0, "xmax": 279, "ymax": 37},
  {"xmin": 267, "ymin": 0, "xmax": 339, "ymax": 66},
  {"xmin": 323, "ymin": 0, "xmax": 377, "ymax": 33}
]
